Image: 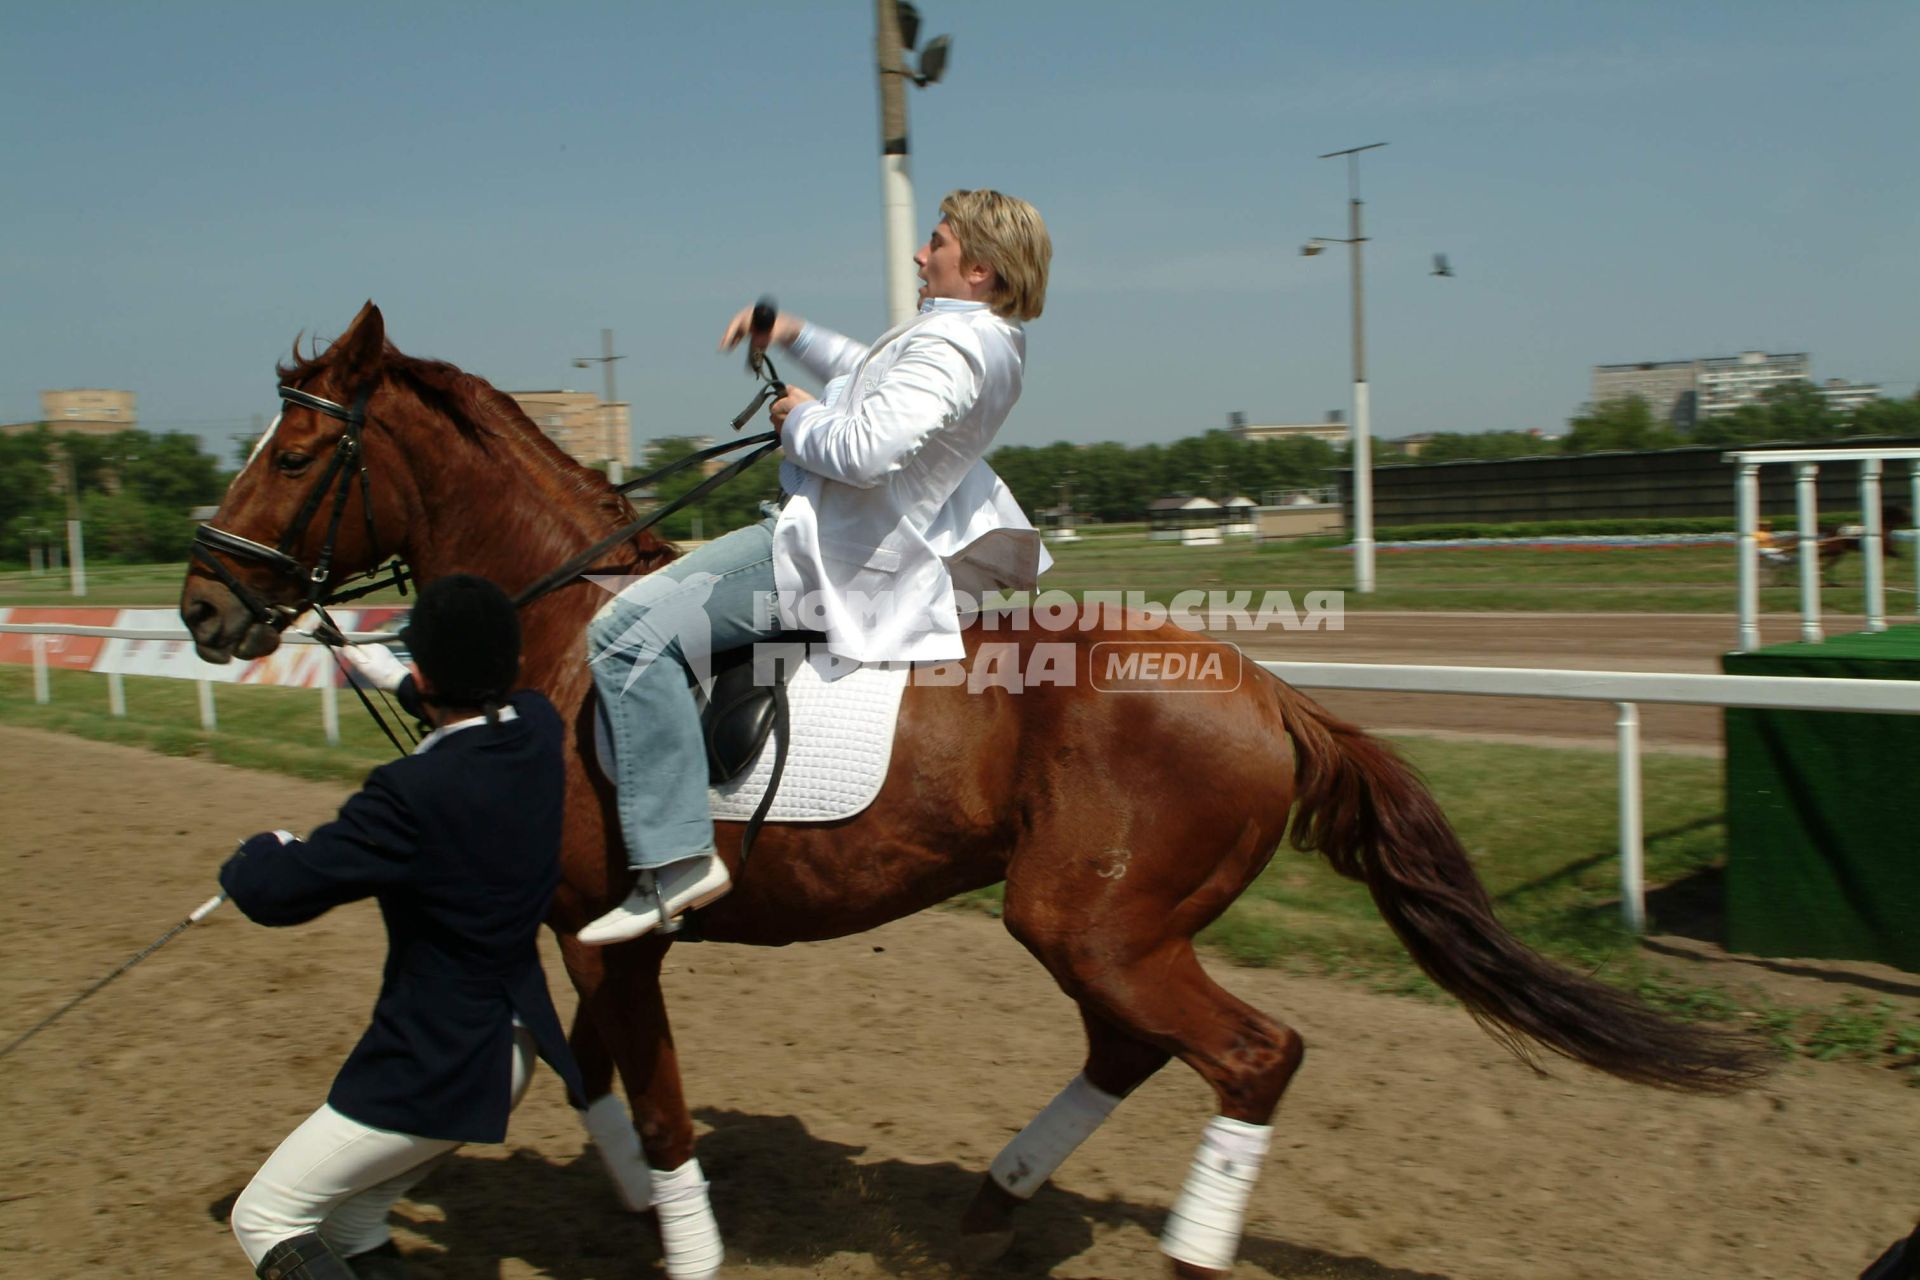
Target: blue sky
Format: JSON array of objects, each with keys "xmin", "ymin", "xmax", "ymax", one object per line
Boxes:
[{"xmin": 4, "ymin": 1, "xmax": 1915, "ymax": 462}]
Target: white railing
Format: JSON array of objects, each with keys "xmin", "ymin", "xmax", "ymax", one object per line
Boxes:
[
  {"xmin": 1255, "ymin": 659, "xmax": 1920, "ymax": 932},
  {"xmin": 1726, "ymin": 446, "xmax": 1920, "ymax": 651},
  {"xmin": 1, "ymin": 623, "xmax": 398, "ymax": 744},
  {"xmin": 7, "ymin": 622, "xmax": 1915, "ymax": 934}
]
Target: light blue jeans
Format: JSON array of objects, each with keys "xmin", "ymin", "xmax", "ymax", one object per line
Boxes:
[{"xmin": 586, "ymin": 515, "xmax": 782, "ymax": 869}]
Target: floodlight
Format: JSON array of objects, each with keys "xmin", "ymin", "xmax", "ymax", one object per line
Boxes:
[
  {"xmin": 896, "ymin": 1, "xmax": 921, "ymax": 51},
  {"xmin": 917, "ymin": 35, "xmax": 950, "ymax": 86}
]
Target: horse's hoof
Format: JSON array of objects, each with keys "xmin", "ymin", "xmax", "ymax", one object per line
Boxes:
[
  {"xmin": 959, "ymin": 1174, "xmax": 1021, "ymax": 1236},
  {"xmin": 957, "ymin": 1175, "xmax": 1021, "ymax": 1264},
  {"xmin": 955, "ymin": 1227, "xmax": 1016, "ymax": 1268},
  {"xmin": 1168, "ymin": 1262, "xmax": 1230, "ymax": 1280}
]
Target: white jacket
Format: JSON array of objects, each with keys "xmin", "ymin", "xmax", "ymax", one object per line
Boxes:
[{"xmin": 772, "ymin": 299, "xmax": 1051, "ymax": 663}]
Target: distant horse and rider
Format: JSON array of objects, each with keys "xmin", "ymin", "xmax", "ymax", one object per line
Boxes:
[
  {"xmin": 182, "ymin": 297, "xmax": 1771, "ymax": 1278},
  {"xmin": 1755, "ymin": 507, "xmax": 1909, "ymax": 588}
]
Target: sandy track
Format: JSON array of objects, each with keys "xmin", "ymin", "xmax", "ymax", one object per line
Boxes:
[{"xmin": 3, "ymin": 727, "xmax": 1917, "ymax": 1278}]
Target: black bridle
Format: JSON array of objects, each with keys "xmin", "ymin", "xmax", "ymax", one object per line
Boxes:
[{"xmin": 191, "ymin": 383, "xmax": 411, "ymax": 631}]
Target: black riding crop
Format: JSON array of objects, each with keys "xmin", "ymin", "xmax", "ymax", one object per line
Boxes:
[{"xmin": 0, "ymin": 891, "xmax": 228, "ymax": 1061}]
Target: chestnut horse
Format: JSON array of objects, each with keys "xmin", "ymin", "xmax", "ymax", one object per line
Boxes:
[{"xmin": 183, "ymin": 304, "xmax": 1765, "ymax": 1278}]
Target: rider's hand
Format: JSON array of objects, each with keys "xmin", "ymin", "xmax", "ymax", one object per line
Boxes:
[
  {"xmin": 719, "ymin": 306, "xmax": 804, "ymax": 353},
  {"xmin": 769, "ymin": 386, "xmax": 816, "ymax": 433},
  {"xmin": 338, "ymin": 642, "xmax": 412, "ymax": 692}
]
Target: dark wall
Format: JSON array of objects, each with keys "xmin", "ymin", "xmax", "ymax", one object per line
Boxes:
[{"xmin": 1340, "ymin": 438, "xmax": 1920, "ymax": 527}]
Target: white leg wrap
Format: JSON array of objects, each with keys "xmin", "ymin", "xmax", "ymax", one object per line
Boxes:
[
  {"xmin": 651, "ymin": 1158, "xmax": 724, "ymax": 1280},
  {"xmin": 1160, "ymin": 1116, "xmax": 1273, "ymax": 1271},
  {"xmin": 988, "ymin": 1072, "xmax": 1123, "ymax": 1199},
  {"xmin": 579, "ymin": 1095, "xmax": 654, "ymax": 1214}
]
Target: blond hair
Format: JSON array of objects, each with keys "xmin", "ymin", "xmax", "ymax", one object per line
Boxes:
[{"xmin": 939, "ymin": 189, "xmax": 1051, "ymax": 322}]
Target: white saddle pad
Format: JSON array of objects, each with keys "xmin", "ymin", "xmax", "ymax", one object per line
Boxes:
[{"xmin": 593, "ymin": 653, "xmax": 911, "ymax": 824}]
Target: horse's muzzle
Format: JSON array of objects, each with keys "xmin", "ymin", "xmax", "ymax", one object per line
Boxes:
[{"xmin": 180, "ymin": 576, "xmax": 285, "ymax": 663}]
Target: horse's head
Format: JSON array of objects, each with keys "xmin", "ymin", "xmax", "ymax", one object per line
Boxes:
[{"xmin": 181, "ymin": 301, "xmax": 419, "ymax": 662}]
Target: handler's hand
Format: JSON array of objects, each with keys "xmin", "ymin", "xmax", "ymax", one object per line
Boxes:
[
  {"xmin": 769, "ymin": 386, "xmax": 816, "ymax": 433},
  {"xmin": 339, "ymin": 642, "xmax": 411, "ymax": 692},
  {"xmin": 719, "ymin": 305, "xmax": 804, "ymax": 353}
]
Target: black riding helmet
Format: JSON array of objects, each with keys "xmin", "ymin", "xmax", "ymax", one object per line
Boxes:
[{"xmin": 401, "ymin": 574, "xmax": 521, "ymax": 708}]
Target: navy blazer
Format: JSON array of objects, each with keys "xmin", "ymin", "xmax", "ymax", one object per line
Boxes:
[{"xmin": 220, "ymin": 690, "xmax": 586, "ymax": 1143}]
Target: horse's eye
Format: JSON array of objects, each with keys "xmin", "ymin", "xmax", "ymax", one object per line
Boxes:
[{"xmin": 275, "ymin": 452, "xmax": 313, "ymax": 475}]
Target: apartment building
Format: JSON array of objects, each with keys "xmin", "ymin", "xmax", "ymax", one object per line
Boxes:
[
  {"xmin": 1591, "ymin": 351, "xmax": 1815, "ymax": 421},
  {"xmin": 1226, "ymin": 410, "xmax": 1350, "ymax": 446},
  {"xmin": 1696, "ymin": 351, "xmax": 1810, "ymax": 416},
  {"xmin": 505, "ymin": 390, "xmax": 631, "ymax": 469},
  {"xmin": 1591, "ymin": 361, "xmax": 1698, "ymax": 425}
]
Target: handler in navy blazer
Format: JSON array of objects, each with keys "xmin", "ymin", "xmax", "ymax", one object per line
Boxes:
[
  {"xmin": 222, "ymin": 574, "xmax": 586, "ymax": 1278},
  {"xmin": 220, "ymin": 686, "xmax": 584, "ymax": 1142}
]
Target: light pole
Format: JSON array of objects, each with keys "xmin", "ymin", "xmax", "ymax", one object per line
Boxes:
[
  {"xmin": 61, "ymin": 443, "xmax": 87, "ymax": 597},
  {"xmin": 573, "ymin": 329, "xmax": 626, "ymax": 485},
  {"xmin": 875, "ymin": 0, "xmax": 951, "ymax": 326},
  {"xmin": 1302, "ymin": 141, "xmax": 1387, "ymax": 594}
]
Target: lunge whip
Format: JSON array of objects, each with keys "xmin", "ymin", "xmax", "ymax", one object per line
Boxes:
[{"xmin": 0, "ymin": 892, "xmax": 228, "ymax": 1061}]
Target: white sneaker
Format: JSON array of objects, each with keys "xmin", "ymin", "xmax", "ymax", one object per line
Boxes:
[{"xmin": 577, "ymin": 853, "xmax": 732, "ymax": 945}]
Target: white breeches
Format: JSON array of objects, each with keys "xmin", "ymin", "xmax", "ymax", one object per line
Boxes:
[{"xmin": 231, "ymin": 1027, "xmax": 536, "ymax": 1264}]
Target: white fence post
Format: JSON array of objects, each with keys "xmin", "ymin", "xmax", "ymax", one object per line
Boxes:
[
  {"xmin": 1615, "ymin": 701, "xmax": 1645, "ymax": 933},
  {"xmin": 321, "ymin": 681, "xmax": 340, "ymax": 745},
  {"xmin": 32, "ymin": 635, "xmax": 50, "ymax": 705},
  {"xmin": 1795, "ymin": 462, "xmax": 1822, "ymax": 644},
  {"xmin": 1911, "ymin": 462, "xmax": 1920, "ymax": 616},
  {"xmin": 1860, "ymin": 458, "xmax": 1886, "ymax": 633},
  {"xmin": 107, "ymin": 670, "xmax": 126, "ymax": 717},
  {"xmin": 197, "ymin": 680, "xmax": 216, "ymax": 731},
  {"xmin": 1735, "ymin": 462, "xmax": 1761, "ymax": 653}
]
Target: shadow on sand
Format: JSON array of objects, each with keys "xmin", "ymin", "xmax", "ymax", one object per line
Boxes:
[
  {"xmin": 367, "ymin": 1107, "xmax": 1451, "ymax": 1279},
  {"xmin": 1642, "ymin": 867, "xmax": 1920, "ymax": 1001}
]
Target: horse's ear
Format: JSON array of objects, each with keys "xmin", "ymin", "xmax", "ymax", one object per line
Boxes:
[{"xmin": 331, "ymin": 301, "xmax": 387, "ymax": 388}]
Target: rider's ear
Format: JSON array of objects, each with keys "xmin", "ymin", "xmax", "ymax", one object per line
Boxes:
[{"xmin": 332, "ymin": 300, "xmax": 387, "ymax": 388}]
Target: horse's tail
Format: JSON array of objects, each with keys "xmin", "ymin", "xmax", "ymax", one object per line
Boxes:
[{"xmin": 1276, "ymin": 685, "xmax": 1771, "ymax": 1093}]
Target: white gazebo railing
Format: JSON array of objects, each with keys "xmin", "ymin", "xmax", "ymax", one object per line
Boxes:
[{"xmin": 1726, "ymin": 446, "xmax": 1920, "ymax": 651}]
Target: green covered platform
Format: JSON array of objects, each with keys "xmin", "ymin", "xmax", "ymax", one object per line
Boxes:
[{"xmin": 1723, "ymin": 624, "xmax": 1920, "ymax": 971}]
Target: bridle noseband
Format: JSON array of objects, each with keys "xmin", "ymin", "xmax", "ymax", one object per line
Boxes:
[{"xmin": 192, "ymin": 383, "xmax": 410, "ymax": 630}]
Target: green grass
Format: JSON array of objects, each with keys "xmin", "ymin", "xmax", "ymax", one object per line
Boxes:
[
  {"xmin": 0, "ymin": 665, "xmax": 397, "ymax": 783},
  {"xmin": 4, "ymin": 662, "xmax": 1916, "ymax": 1081},
  {"xmin": 9, "ymin": 542, "xmax": 1910, "ymax": 613}
]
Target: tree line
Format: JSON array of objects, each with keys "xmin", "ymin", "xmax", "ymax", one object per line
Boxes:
[
  {"xmin": 0, "ymin": 427, "xmax": 227, "ymax": 563},
  {"xmin": 634, "ymin": 383, "xmax": 1919, "ymax": 534},
  {"xmin": 1559, "ymin": 384, "xmax": 1920, "ymax": 455},
  {"xmin": 6, "ymin": 380, "xmax": 1912, "ymax": 562}
]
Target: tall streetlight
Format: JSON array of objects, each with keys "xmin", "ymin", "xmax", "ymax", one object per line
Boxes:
[
  {"xmin": 573, "ymin": 328, "xmax": 626, "ymax": 485},
  {"xmin": 1302, "ymin": 141, "xmax": 1387, "ymax": 594},
  {"xmin": 61, "ymin": 443, "xmax": 87, "ymax": 597},
  {"xmin": 875, "ymin": 0, "xmax": 952, "ymax": 326}
]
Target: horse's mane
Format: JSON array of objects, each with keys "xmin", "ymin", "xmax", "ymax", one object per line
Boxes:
[{"xmin": 279, "ymin": 338, "xmax": 669, "ymax": 568}]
